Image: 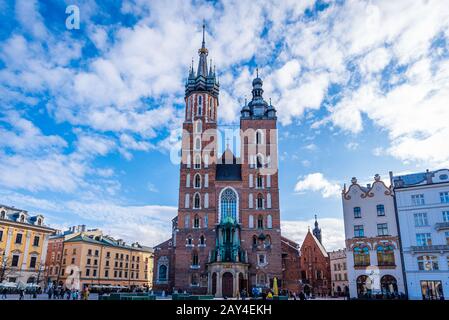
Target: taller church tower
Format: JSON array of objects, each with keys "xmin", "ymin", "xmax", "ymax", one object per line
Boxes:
[{"xmin": 174, "ymin": 23, "xmax": 220, "ymax": 291}]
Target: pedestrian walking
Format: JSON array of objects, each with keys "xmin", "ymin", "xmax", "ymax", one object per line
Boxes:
[
  {"xmin": 19, "ymin": 289, "xmax": 24, "ymax": 300},
  {"xmin": 1, "ymin": 288, "xmax": 7, "ymax": 299}
]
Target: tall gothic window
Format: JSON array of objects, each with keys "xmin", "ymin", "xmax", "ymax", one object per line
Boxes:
[
  {"xmin": 158, "ymin": 264, "xmax": 167, "ymax": 281},
  {"xmin": 377, "ymin": 245, "xmax": 395, "ymax": 266},
  {"xmin": 256, "ymin": 130, "xmax": 263, "ymax": 145},
  {"xmin": 194, "ymin": 214, "xmax": 200, "ymax": 228},
  {"xmin": 195, "ymin": 137, "xmax": 201, "ymax": 151},
  {"xmin": 194, "ymin": 193, "xmax": 201, "ymax": 209},
  {"xmin": 353, "ymin": 245, "xmax": 370, "ymax": 267},
  {"xmin": 257, "ymin": 215, "xmax": 263, "ymax": 229},
  {"xmin": 192, "ymin": 251, "xmax": 199, "ymax": 266},
  {"xmin": 200, "ymin": 235, "xmax": 205, "ymax": 245},
  {"xmin": 194, "ymin": 154, "xmax": 201, "ymax": 169},
  {"xmin": 197, "ymin": 96, "xmax": 202, "ymax": 115},
  {"xmin": 194, "ymin": 174, "xmax": 201, "ymax": 188},
  {"xmin": 220, "ymin": 188, "xmax": 237, "ymax": 222},
  {"xmin": 257, "ymin": 175, "xmax": 263, "ymax": 188},
  {"xmin": 257, "ymin": 194, "xmax": 264, "ymax": 209},
  {"xmin": 256, "ymin": 154, "xmax": 264, "ymax": 168},
  {"xmin": 195, "ymin": 120, "xmax": 202, "ymax": 133}
]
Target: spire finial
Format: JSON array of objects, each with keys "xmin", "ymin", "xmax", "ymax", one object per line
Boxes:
[
  {"xmin": 256, "ymin": 67, "xmax": 259, "ymax": 78},
  {"xmin": 202, "ymin": 20, "xmax": 206, "ymax": 48}
]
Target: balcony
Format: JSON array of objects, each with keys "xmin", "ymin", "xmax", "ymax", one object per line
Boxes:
[
  {"xmin": 435, "ymin": 222, "xmax": 449, "ymax": 231},
  {"xmin": 410, "ymin": 245, "xmax": 449, "ymax": 253}
]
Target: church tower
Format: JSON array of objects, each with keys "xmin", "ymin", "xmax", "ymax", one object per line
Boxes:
[
  {"xmin": 174, "ymin": 23, "xmax": 220, "ymax": 291},
  {"xmin": 153, "ymin": 27, "xmax": 285, "ymax": 297},
  {"xmin": 239, "ymin": 70, "xmax": 282, "ymax": 291}
]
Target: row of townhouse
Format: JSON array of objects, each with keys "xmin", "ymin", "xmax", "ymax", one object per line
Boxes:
[{"xmin": 342, "ymin": 169, "xmax": 449, "ymax": 300}]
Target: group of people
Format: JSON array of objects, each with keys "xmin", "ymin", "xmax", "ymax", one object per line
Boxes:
[{"xmin": 47, "ymin": 286, "xmax": 90, "ymax": 300}]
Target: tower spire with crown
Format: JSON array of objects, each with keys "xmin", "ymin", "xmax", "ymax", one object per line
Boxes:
[
  {"xmin": 197, "ymin": 21, "xmax": 208, "ymax": 77},
  {"xmin": 313, "ymin": 214, "xmax": 322, "ymax": 244}
]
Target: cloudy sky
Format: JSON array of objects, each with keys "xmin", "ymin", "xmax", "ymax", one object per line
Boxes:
[{"xmin": 1, "ymin": 0, "xmax": 449, "ymax": 251}]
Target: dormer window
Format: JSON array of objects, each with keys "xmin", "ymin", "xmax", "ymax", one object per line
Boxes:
[
  {"xmin": 20, "ymin": 215, "xmax": 25, "ymax": 223},
  {"xmin": 0, "ymin": 210, "xmax": 5, "ymax": 219},
  {"xmin": 37, "ymin": 218, "xmax": 42, "ymax": 226}
]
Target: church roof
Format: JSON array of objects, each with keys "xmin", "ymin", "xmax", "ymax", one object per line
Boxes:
[{"xmin": 301, "ymin": 230, "xmax": 328, "ymax": 258}]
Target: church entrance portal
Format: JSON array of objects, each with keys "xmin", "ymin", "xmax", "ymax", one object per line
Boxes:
[{"xmin": 222, "ymin": 272, "xmax": 233, "ymax": 298}]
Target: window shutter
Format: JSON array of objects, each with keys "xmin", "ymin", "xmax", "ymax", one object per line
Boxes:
[
  {"xmin": 249, "ymin": 193, "xmax": 253, "ymax": 209},
  {"xmin": 267, "ymin": 175, "xmax": 271, "ymax": 188},
  {"xmin": 205, "ymin": 174, "xmax": 209, "ymax": 188}
]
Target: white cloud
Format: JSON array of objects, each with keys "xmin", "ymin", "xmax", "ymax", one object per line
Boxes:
[
  {"xmin": 294, "ymin": 172, "xmax": 341, "ymax": 198},
  {"xmin": 282, "ymin": 218, "xmax": 345, "ymax": 251}
]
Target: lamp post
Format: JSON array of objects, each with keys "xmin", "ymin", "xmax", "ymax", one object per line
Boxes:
[{"xmin": 0, "ymin": 251, "xmax": 7, "ymax": 283}]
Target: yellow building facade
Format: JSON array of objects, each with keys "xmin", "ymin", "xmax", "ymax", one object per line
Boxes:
[
  {"xmin": 0, "ymin": 205, "xmax": 55, "ymax": 285},
  {"xmin": 56, "ymin": 232, "xmax": 154, "ymax": 290}
]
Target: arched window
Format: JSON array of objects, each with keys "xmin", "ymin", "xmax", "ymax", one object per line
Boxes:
[
  {"xmin": 257, "ymin": 175, "xmax": 263, "ymax": 188},
  {"xmin": 194, "ymin": 174, "xmax": 201, "ymax": 188},
  {"xmin": 204, "ymin": 214, "xmax": 208, "ymax": 228},
  {"xmin": 187, "ymin": 98, "xmax": 191, "ymax": 119},
  {"xmin": 256, "ymin": 154, "xmax": 264, "ymax": 168},
  {"xmin": 37, "ymin": 218, "xmax": 42, "ymax": 226},
  {"xmin": 0, "ymin": 210, "xmax": 5, "ymax": 219},
  {"xmin": 220, "ymin": 188, "xmax": 237, "ymax": 222},
  {"xmin": 417, "ymin": 255, "xmax": 439, "ymax": 271},
  {"xmin": 194, "ymin": 214, "xmax": 200, "ymax": 228},
  {"xmin": 257, "ymin": 194, "xmax": 264, "ymax": 209},
  {"xmin": 380, "ymin": 275, "xmax": 398, "ymax": 295},
  {"xmin": 195, "ymin": 137, "xmax": 201, "ymax": 151},
  {"xmin": 377, "ymin": 245, "xmax": 395, "ymax": 266},
  {"xmin": 257, "ymin": 215, "xmax": 264, "ymax": 229},
  {"xmin": 20, "ymin": 215, "xmax": 25, "ymax": 223},
  {"xmin": 195, "ymin": 120, "xmax": 202, "ymax": 133},
  {"xmin": 186, "ymin": 236, "xmax": 193, "ymax": 246},
  {"xmin": 200, "ymin": 235, "xmax": 205, "ymax": 245},
  {"xmin": 194, "ymin": 154, "xmax": 201, "ymax": 169},
  {"xmin": 192, "ymin": 251, "xmax": 199, "ymax": 266},
  {"xmin": 257, "ymin": 273, "xmax": 267, "ymax": 286},
  {"xmin": 265, "ymin": 235, "xmax": 271, "ymax": 248},
  {"xmin": 194, "ymin": 193, "xmax": 201, "ymax": 209},
  {"xmin": 267, "ymin": 215, "xmax": 272, "ymax": 229},
  {"xmin": 191, "ymin": 273, "xmax": 199, "ymax": 285},
  {"xmin": 158, "ymin": 264, "xmax": 167, "ymax": 281},
  {"xmin": 249, "ymin": 215, "xmax": 254, "ymax": 228},
  {"xmin": 256, "ymin": 130, "xmax": 263, "ymax": 145},
  {"xmin": 353, "ymin": 246, "xmax": 370, "ymax": 267},
  {"xmin": 185, "ymin": 214, "xmax": 190, "ymax": 228}
]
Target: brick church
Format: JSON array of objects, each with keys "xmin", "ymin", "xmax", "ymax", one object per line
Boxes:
[{"xmin": 152, "ymin": 26, "xmax": 326, "ymax": 298}]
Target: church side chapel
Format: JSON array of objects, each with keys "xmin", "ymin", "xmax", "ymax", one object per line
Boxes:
[{"xmin": 152, "ymin": 25, "xmax": 310, "ymax": 298}]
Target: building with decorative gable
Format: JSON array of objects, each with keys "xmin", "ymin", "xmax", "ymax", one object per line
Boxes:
[{"xmin": 342, "ymin": 174, "xmax": 405, "ymax": 298}]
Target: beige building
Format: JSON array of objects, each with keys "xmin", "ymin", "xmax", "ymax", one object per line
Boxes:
[
  {"xmin": 45, "ymin": 225, "xmax": 102, "ymax": 286},
  {"xmin": 0, "ymin": 204, "xmax": 55, "ymax": 285},
  {"xmin": 52, "ymin": 230, "xmax": 154, "ymax": 290},
  {"xmin": 329, "ymin": 249, "xmax": 348, "ymax": 296}
]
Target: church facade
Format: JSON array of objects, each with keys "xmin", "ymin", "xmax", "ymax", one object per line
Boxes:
[{"xmin": 152, "ymin": 27, "xmax": 284, "ymax": 297}]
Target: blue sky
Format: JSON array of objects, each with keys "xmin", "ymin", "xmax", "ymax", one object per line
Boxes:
[{"xmin": 1, "ymin": 0, "xmax": 449, "ymax": 250}]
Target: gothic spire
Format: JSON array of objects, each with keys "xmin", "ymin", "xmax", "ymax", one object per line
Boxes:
[
  {"xmin": 197, "ymin": 21, "xmax": 208, "ymax": 77},
  {"xmin": 313, "ymin": 214, "xmax": 322, "ymax": 244}
]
